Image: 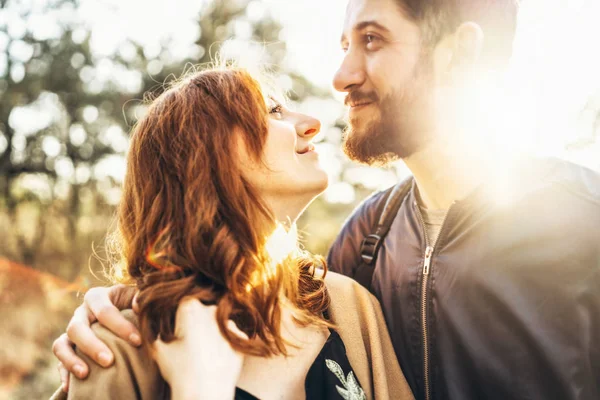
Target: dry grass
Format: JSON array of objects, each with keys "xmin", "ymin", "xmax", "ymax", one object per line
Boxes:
[{"xmin": 0, "ymin": 259, "xmax": 85, "ymax": 400}]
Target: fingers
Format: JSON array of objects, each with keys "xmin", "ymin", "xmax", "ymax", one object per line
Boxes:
[
  {"xmin": 174, "ymin": 297, "xmax": 203, "ymax": 337},
  {"xmin": 226, "ymin": 320, "xmax": 249, "ymax": 341},
  {"xmin": 66, "ymin": 306, "xmax": 114, "ymax": 368},
  {"xmin": 52, "ymin": 333, "xmax": 88, "ymax": 380},
  {"xmin": 57, "ymin": 362, "xmax": 70, "ymax": 392},
  {"xmin": 108, "ymin": 284, "xmax": 138, "ymax": 310},
  {"xmin": 85, "ymin": 286, "xmax": 141, "ymax": 346},
  {"xmin": 132, "ymin": 291, "xmax": 140, "ymax": 314},
  {"xmin": 174, "ymin": 298, "xmax": 225, "ymax": 338},
  {"xmin": 150, "ymin": 334, "xmax": 173, "ymax": 371},
  {"xmin": 175, "ymin": 298, "xmax": 248, "ymax": 342},
  {"xmin": 150, "ymin": 335, "xmax": 174, "ymax": 383},
  {"xmin": 151, "ymin": 335, "xmax": 166, "ymax": 357}
]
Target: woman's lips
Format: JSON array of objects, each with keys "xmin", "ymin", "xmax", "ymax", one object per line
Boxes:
[{"xmin": 296, "ymin": 143, "xmax": 316, "ymax": 155}]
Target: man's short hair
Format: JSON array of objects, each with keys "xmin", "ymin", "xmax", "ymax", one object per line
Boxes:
[{"xmin": 397, "ymin": 0, "xmax": 519, "ymax": 66}]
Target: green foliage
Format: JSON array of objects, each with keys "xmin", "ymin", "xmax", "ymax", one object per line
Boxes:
[
  {"xmin": 0, "ymin": 1, "xmax": 360, "ymax": 398},
  {"xmin": 0, "ymin": 0, "xmax": 342, "ymax": 272}
]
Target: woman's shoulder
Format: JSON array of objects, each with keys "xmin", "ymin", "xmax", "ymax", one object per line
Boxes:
[
  {"xmin": 323, "ymin": 270, "xmax": 386, "ymax": 350},
  {"xmin": 324, "ymin": 271, "xmax": 377, "ymax": 304},
  {"xmin": 322, "ymin": 272, "xmax": 414, "ymax": 400},
  {"xmin": 323, "ymin": 270, "xmax": 360, "ymax": 287},
  {"xmin": 86, "ymin": 310, "xmax": 143, "ymax": 357},
  {"xmin": 63, "ymin": 310, "xmax": 168, "ymax": 400}
]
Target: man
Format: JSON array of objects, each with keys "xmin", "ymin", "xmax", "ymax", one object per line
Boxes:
[{"xmin": 53, "ymin": 0, "xmax": 600, "ymax": 398}]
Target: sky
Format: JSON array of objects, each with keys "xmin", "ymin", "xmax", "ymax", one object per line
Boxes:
[
  {"xmin": 3, "ymin": 0, "xmax": 600, "ymax": 200},
  {"xmin": 73, "ymin": 0, "xmax": 346, "ymax": 88},
  {"xmin": 6, "ymin": 0, "xmax": 600, "ymax": 125},
  {"xmin": 73, "ymin": 0, "xmax": 600, "ymax": 162}
]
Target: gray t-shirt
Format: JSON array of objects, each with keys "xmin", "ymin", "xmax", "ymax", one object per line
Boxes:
[{"xmin": 419, "ymin": 206, "xmax": 446, "ymax": 247}]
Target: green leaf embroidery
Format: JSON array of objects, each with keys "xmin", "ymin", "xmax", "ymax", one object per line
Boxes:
[
  {"xmin": 326, "ymin": 359, "xmax": 347, "ymax": 386},
  {"xmin": 336, "ymin": 386, "xmax": 352, "ymax": 400},
  {"xmin": 326, "ymin": 359, "xmax": 367, "ymax": 400},
  {"xmin": 346, "ymin": 371, "xmax": 362, "ymax": 395}
]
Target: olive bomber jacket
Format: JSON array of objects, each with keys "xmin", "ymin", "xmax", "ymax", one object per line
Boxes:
[{"xmin": 328, "ymin": 157, "xmax": 600, "ymax": 400}]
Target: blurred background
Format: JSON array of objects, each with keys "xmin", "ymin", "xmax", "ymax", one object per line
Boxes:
[{"xmin": 0, "ymin": 0, "xmax": 599, "ymax": 398}]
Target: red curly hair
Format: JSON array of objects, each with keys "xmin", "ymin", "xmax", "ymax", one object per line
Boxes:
[{"xmin": 112, "ymin": 67, "xmax": 330, "ymax": 356}]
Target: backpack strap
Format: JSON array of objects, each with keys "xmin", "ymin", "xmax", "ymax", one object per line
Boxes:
[{"xmin": 354, "ymin": 176, "xmax": 414, "ymax": 290}]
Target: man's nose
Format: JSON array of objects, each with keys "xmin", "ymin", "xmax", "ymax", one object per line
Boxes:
[{"xmin": 333, "ymin": 50, "xmax": 366, "ymax": 93}]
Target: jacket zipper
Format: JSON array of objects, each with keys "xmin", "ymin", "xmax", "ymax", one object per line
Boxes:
[
  {"xmin": 415, "ymin": 202, "xmax": 454, "ymax": 400},
  {"xmin": 421, "ymin": 244, "xmax": 434, "ymax": 400}
]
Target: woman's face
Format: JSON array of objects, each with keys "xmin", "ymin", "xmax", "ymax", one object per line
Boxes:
[{"xmin": 241, "ymin": 99, "xmax": 328, "ymax": 217}]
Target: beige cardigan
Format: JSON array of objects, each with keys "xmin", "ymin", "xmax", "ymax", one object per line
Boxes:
[{"xmin": 51, "ymin": 272, "xmax": 413, "ymax": 400}]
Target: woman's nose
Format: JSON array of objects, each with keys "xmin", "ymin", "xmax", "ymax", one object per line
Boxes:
[{"xmin": 295, "ymin": 114, "xmax": 321, "ymax": 138}]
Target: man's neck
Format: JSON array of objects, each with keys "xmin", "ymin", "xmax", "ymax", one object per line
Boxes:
[{"xmin": 403, "ymin": 140, "xmax": 490, "ymax": 210}]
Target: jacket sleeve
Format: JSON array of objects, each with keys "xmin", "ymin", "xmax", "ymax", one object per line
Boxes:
[
  {"xmin": 326, "ymin": 189, "xmax": 389, "ymax": 278},
  {"xmin": 56, "ymin": 310, "xmax": 168, "ymax": 400}
]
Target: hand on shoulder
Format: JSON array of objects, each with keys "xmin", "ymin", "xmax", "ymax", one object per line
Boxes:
[{"xmin": 152, "ymin": 298, "xmax": 247, "ymax": 400}]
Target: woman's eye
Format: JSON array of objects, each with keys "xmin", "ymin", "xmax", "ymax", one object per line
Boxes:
[{"xmin": 269, "ymin": 104, "xmax": 283, "ymax": 119}]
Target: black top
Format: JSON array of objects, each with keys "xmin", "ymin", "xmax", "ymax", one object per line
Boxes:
[{"xmin": 234, "ymin": 330, "xmax": 365, "ymax": 400}]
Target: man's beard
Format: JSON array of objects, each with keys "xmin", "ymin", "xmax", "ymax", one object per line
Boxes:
[{"xmin": 342, "ymin": 54, "xmax": 434, "ymax": 166}]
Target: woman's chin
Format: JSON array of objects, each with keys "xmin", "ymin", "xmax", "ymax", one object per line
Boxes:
[
  {"xmin": 293, "ymin": 175, "xmax": 330, "ymax": 209},
  {"xmin": 291, "ymin": 169, "xmax": 329, "ymax": 195},
  {"xmin": 307, "ymin": 177, "xmax": 330, "ymax": 206},
  {"xmin": 310, "ymin": 172, "xmax": 330, "ymax": 195}
]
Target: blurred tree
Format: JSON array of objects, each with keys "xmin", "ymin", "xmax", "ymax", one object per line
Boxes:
[
  {"xmin": 0, "ymin": 0, "xmax": 331, "ymax": 278},
  {"xmin": 1, "ymin": 0, "xmax": 118, "ymax": 267},
  {"xmin": 0, "ymin": 1, "xmax": 337, "ymax": 398}
]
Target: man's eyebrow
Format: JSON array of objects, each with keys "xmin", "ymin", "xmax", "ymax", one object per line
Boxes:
[{"xmin": 340, "ymin": 20, "xmax": 391, "ymax": 44}]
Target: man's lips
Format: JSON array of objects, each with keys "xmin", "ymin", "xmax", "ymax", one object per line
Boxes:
[
  {"xmin": 349, "ymin": 101, "xmax": 374, "ymax": 109},
  {"xmin": 345, "ymin": 92, "xmax": 378, "ymax": 108}
]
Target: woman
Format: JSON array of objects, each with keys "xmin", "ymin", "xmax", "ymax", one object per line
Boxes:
[{"xmin": 50, "ymin": 66, "xmax": 413, "ymax": 400}]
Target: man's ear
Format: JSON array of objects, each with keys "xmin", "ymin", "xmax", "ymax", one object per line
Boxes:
[
  {"xmin": 452, "ymin": 22, "xmax": 484, "ymax": 66},
  {"xmin": 436, "ymin": 22, "xmax": 484, "ymax": 85}
]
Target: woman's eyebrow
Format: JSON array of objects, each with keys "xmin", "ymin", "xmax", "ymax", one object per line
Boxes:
[{"xmin": 267, "ymin": 96, "xmax": 286, "ymax": 109}]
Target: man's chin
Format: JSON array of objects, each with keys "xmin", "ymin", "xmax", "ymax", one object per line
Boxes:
[
  {"xmin": 345, "ymin": 115, "xmax": 378, "ymax": 144},
  {"xmin": 342, "ymin": 125, "xmax": 399, "ymax": 167},
  {"xmin": 343, "ymin": 121, "xmax": 371, "ymax": 149}
]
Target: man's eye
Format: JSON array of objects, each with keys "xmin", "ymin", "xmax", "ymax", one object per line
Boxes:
[{"xmin": 364, "ymin": 34, "xmax": 382, "ymax": 49}]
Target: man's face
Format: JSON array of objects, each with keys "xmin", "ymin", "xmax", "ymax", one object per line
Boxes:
[{"xmin": 334, "ymin": 0, "xmax": 437, "ymax": 165}]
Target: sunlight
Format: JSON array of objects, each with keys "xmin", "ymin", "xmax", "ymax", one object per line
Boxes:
[
  {"xmin": 246, "ymin": 222, "xmax": 298, "ymax": 292},
  {"xmin": 453, "ymin": 0, "xmax": 600, "ymax": 176},
  {"xmin": 504, "ymin": 0, "xmax": 600, "ymax": 158},
  {"xmin": 264, "ymin": 223, "xmax": 298, "ymax": 271}
]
